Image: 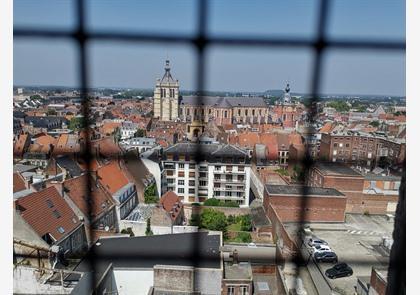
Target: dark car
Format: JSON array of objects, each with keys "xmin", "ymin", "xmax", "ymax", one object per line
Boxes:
[
  {"xmin": 325, "ymin": 263, "xmax": 353, "ymax": 279},
  {"xmin": 314, "ymin": 251, "xmax": 338, "ymax": 263}
]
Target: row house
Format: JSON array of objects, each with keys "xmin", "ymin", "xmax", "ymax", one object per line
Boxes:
[
  {"xmin": 307, "ymin": 162, "xmax": 401, "ymax": 214},
  {"xmin": 319, "ymin": 131, "xmax": 405, "ymax": 168},
  {"xmin": 61, "ymin": 174, "xmax": 118, "ymax": 243},
  {"xmin": 161, "ymin": 143, "xmax": 252, "ymax": 207},
  {"xmin": 97, "ymin": 161, "xmax": 139, "ymax": 222}
]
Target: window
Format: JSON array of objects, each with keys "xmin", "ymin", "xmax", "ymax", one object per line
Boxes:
[
  {"xmin": 52, "ymin": 210, "xmax": 61, "ymax": 218},
  {"xmin": 199, "ymin": 180, "xmax": 207, "ymax": 186},
  {"xmin": 227, "ymin": 286, "xmax": 234, "ymax": 295},
  {"xmin": 178, "ymin": 180, "xmax": 184, "ymax": 185},
  {"xmin": 240, "ymin": 286, "xmax": 249, "ymax": 295},
  {"xmin": 189, "ymin": 180, "xmax": 195, "ymax": 186},
  {"xmin": 178, "ymin": 163, "xmax": 184, "ymax": 169},
  {"xmin": 189, "ymin": 188, "xmax": 195, "ymax": 194},
  {"xmin": 46, "ymin": 199, "xmax": 54, "ymax": 208},
  {"xmin": 178, "ymin": 188, "xmax": 184, "ymax": 194}
]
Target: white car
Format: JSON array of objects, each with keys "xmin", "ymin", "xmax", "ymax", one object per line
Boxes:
[{"xmin": 312, "ymin": 244, "xmax": 331, "ymax": 254}]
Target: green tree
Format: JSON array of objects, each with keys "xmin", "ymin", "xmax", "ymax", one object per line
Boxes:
[
  {"xmin": 189, "ymin": 213, "xmax": 201, "ymax": 226},
  {"xmin": 46, "ymin": 109, "xmax": 57, "ymax": 116},
  {"xmin": 145, "ymin": 218, "xmax": 153, "ymax": 236},
  {"xmin": 369, "ymin": 121, "xmax": 380, "ymax": 127},
  {"xmin": 223, "ymin": 200, "xmax": 240, "ymax": 208},
  {"xmin": 68, "ymin": 117, "xmax": 84, "ymax": 131},
  {"xmin": 30, "ymin": 94, "xmax": 42, "ymax": 100},
  {"xmin": 134, "ymin": 128, "xmax": 146, "ymax": 137},
  {"xmin": 227, "ymin": 215, "xmax": 236, "ymax": 225},
  {"xmin": 236, "ymin": 232, "xmax": 252, "ymax": 243},
  {"xmin": 200, "ymin": 208, "xmax": 228, "ymax": 232},
  {"xmin": 327, "ymin": 100, "xmax": 350, "ymax": 112},
  {"xmin": 144, "ymin": 183, "xmax": 158, "ymax": 204},
  {"xmin": 121, "ymin": 227, "xmax": 135, "ymax": 237},
  {"xmin": 237, "ymin": 215, "xmax": 252, "ymax": 231},
  {"xmin": 203, "ymin": 198, "xmax": 221, "ymax": 206}
]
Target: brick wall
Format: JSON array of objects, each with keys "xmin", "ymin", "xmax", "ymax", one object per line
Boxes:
[
  {"xmin": 370, "ymin": 268, "xmax": 387, "ymax": 295},
  {"xmin": 265, "ymin": 192, "xmax": 346, "ymax": 223}
]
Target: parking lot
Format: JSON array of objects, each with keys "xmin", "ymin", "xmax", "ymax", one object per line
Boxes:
[{"xmin": 304, "ymin": 214, "xmax": 393, "ymax": 294}]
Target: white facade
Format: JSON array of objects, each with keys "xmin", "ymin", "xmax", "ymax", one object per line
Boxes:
[
  {"xmin": 163, "ymin": 159, "xmax": 251, "ymax": 207},
  {"xmin": 120, "ymin": 121, "xmax": 138, "ymax": 140}
]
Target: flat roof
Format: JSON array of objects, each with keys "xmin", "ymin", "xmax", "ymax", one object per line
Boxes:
[
  {"xmin": 314, "ymin": 162, "xmax": 362, "ymax": 177},
  {"xmin": 265, "ymin": 185, "xmax": 345, "ymax": 197},
  {"xmin": 224, "ymin": 262, "xmax": 252, "ymax": 280},
  {"xmin": 70, "ymin": 232, "xmax": 221, "ymax": 285}
]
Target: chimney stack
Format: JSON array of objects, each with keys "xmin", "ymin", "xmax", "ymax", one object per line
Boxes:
[{"xmin": 232, "ymin": 249, "xmax": 239, "ymax": 265}]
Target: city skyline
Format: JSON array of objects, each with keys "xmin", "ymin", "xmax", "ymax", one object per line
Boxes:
[{"xmin": 14, "ymin": 0, "xmax": 406, "ymax": 96}]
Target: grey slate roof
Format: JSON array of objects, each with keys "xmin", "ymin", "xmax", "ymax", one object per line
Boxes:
[
  {"xmin": 164, "ymin": 142, "xmax": 248, "ymax": 158},
  {"xmin": 180, "ymin": 96, "xmax": 267, "ymax": 108},
  {"xmin": 314, "ymin": 162, "xmax": 363, "ymax": 177},
  {"xmin": 70, "ymin": 232, "xmax": 221, "ymax": 285},
  {"xmin": 265, "ymin": 185, "xmax": 345, "ymax": 197},
  {"xmin": 56, "ymin": 156, "xmax": 83, "ymax": 177}
]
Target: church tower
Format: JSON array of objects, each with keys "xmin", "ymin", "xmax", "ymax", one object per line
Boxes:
[
  {"xmin": 153, "ymin": 60, "xmax": 180, "ymax": 121},
  {"xmin": 284, "ymin": 82, "xmax": 291, "ymax": 104}
]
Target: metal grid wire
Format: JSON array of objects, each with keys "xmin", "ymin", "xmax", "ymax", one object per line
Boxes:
[{"xmin": 14, "ymin": 0, "xmax": 406, "ymax": 294}]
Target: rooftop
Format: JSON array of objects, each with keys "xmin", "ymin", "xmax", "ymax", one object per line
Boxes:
[
  {"xmin": 164, "ymin": 142, "xmax": 248, "ymax": 158},
  {"xmin": 15, "ymin": 186, "xmax": 81, "ymax": 241},
  {"xmin": 180, "ymin": 96, "xmax": 267, "ymax": 108},
  {"xmin": 314, "ymin": 162, "xmax": 363, "ymax": 177},
  {"xmin": 71, "ymin": 232, "xmax": 221, "ymax": 284},
  {"xmin": 224, "ymin": 261, "xmax": 252, "ymax": 280},
  {"xmin": 265, "ymin": 184, "xmax": 345, "ymax": 197}
]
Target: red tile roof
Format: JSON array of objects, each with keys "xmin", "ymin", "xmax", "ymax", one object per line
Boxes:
[
  {"xmin": 15, "ymin": 186, "xmax": 81, "ymax": 241},
  {"xmin": 159, "ymin": 191, "xmax": 183, "ymax": 221},
  {"xmin": 97, "ymin": 161, "xmax": 130, "ymax": 195},
  {"xmin": 259, "ymin": 134, "xmax": 279, "ymax": 160},
  {"xmin": 63, "ymin": 174, "xmax": 114, "ymax": 219},
  {"xmin": 91, "ymin": 137, "xmax": 121, "ymax": 158},
  {"xmin": 319, "ymin": 122, "xmax": 334, "ymax": 134},
  {"xmin": 237, "ymin": 132, "xmax": 260, "ymax": 148},
  {"xmin": 14, "ymin": 133, "xmax": 29, "ymax": 157},
  {"xmin": 13, "ymin": 172, "xmax": 27, "ymax": 193}
]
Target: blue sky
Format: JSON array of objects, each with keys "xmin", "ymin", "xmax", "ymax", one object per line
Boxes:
[{"xmin": 14, "ymin": 0, "xmax": 405, "ymax": 96}]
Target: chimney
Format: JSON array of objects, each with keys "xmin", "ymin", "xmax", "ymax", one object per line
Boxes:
[{"xmin": 232, "ymin": 249, "xmax": 239, "ymax": 265}]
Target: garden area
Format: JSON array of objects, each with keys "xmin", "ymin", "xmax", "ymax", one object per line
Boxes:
[{"xmin": 189, "ymin": 208, "xmax": 253, "ymax": 243}]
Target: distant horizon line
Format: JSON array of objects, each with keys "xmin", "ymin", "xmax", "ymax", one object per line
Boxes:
[{"xmin": 13, "ymin": 84, "xmax": 406, "ymax": 98}]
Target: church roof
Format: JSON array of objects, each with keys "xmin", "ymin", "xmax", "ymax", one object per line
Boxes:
[{"xmin": 180, "ymin": 96, "xmax": 267, "ymax": 108}]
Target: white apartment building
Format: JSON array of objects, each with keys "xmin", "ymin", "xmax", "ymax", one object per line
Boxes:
[
  {"xmin": 120, "ymin": 137, "xmax": 157, "ymax": 154},
  {"xmin": 120, "ymin": 121, "xmax": 139, "ymax": 140},
  {"xmin": 161, "ymin": 143, "xmax": 251, "ymax": 207}
]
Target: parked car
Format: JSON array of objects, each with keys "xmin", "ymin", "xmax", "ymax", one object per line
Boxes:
[
  {"xmin": 247, "ymin": 242, "xmax": 257, "ymax": 248},
  {"xmin": 307, "ymin": 238, "xmax": 328, "ymax": 247},
  {"xmin": 325, "ymin": 263, "xmax": 353, "ymax": 279},
  {"xmin": 314, "ymin": 251, "xmax": 338, "ymax": 263},
  {"xmin": 312, "ymin": 244, "xmax": 331, "ymax": 254}
]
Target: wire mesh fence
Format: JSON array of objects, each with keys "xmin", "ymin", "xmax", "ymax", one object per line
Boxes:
[{"xmin": 14, "ymin": 0, "xmax": 405, "ymax": 294}]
